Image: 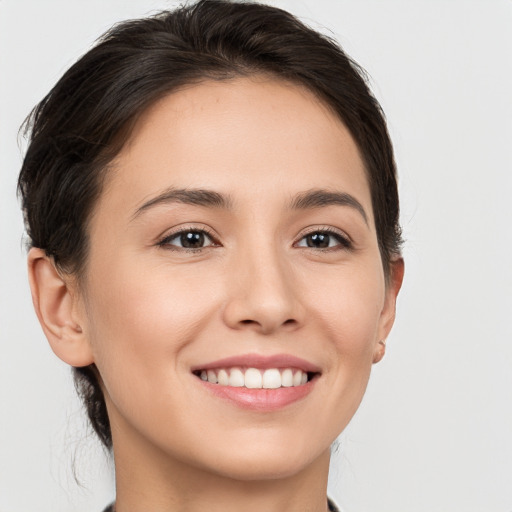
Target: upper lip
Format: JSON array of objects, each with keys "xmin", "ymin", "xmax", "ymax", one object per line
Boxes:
[{"xmin": 191, "ymin": 353, "xmax": 321, "ymax": 373}]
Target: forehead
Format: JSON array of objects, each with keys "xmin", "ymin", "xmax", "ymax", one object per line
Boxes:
[{"xmin": 99, "ymin": 76, "xmax": 373, "ymax": 222}]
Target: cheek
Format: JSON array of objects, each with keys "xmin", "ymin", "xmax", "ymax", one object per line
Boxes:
[
  {"xmin": 82, "ymin": 257, "xmax": 222, "ymax": 391},
  {"xmin": 306, "ymin": 260, "xmax": 385, "ymax": 416},
  {"xmin": 309, "ymin": 261, "xmax": 385, "ymax": 349}
]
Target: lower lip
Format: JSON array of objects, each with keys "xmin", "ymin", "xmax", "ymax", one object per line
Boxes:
[{"xmin": 196, "ymin": 377, "xmax": 317, "ymax": 411}]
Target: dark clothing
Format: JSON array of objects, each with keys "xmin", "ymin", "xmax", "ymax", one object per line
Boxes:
[
  {"xmin": 103, "ymin": 498, "xmax": 340, "ymax": 511},
  {"xmin": 328, "ymin": 498, "xmax": 340, "ymax": 511}
]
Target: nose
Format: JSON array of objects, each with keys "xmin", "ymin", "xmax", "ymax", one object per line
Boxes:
[{"xmin": 222, "ymin": 245, "xmax": 304, "ymax": 335}]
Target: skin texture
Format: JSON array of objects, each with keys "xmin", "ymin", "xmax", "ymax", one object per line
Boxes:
[{"xmin": 28, "ymin": 77, "xmax": 403, "ymax": 512}]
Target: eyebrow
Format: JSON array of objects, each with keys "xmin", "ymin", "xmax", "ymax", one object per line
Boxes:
[
  {"xmin": 132, "ymin": 187, "xmax": 233, "ymax": 220},
  {"xmin": 132, "ymin": 186, "xmax": 368, "ymax": 224},
  {"xmin": 289, "ymin": 188, "xmax": 368, "ymax": 224}
]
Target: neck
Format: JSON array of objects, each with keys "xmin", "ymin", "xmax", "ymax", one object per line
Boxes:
[{"xmin": 111, "ymin": 422, "xmax": 331, "ymax": 512}]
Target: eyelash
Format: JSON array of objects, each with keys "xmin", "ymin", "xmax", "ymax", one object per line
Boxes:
[
  {"xmin": 157, "ymin": 226, "xmax": 219, "ymax": 252},
  {"xmin": 156, "ymin": 226, "xmax": 352, "ymax": 252},
  {"xmin": 294, "ymin": 227, "xmax": 353, "ymax": 251}
]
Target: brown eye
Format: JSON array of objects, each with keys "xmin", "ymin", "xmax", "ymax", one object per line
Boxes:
[
  {"xmin": 296, "ymin": 230, "xmax": 351, "ymax": 250},
  {"xmin": 160, "ymin": 230, "xmax": 215, "ymax": 250},
  {"xmin": 180, "ymin": 231, "xmax": 206, "ymax": 248},
  {"xmin": 305, "ymin": 233, "xmax": 330, "ymax": 248}
]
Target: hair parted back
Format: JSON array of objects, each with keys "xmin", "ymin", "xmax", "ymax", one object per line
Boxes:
[{"xmin": 18, "ymin": 0, "xmax": 402, "ymax": 449}]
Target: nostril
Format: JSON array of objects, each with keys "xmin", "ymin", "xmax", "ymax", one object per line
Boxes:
[{"xmin": 238, "ymin": 318, "xmax": 297, "ymax": 329}]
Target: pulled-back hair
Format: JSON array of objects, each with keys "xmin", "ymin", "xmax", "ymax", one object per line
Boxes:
[{"xmin": 18, "ymin": 0, "xmax": 402, "ymax": 449}]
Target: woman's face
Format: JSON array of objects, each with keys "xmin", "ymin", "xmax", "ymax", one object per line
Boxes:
[{"xmin": 76, "ymin": 77, "xmax": 401, "ymax": 480}]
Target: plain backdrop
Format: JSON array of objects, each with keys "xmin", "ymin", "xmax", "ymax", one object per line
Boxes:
[{"xmin": 1, "ymin": 1, "xmax": 511, "ymax": 511}]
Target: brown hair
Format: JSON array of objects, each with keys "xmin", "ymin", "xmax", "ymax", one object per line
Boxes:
[{"xmin": 18, "ymin": 0, "xmax": 402, "ymax": 449}]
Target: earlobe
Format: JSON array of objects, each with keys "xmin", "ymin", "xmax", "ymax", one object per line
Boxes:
[
  {"xmin": 374, "ymin": 257, "xmax": 405, "ymax": 364},
  {"xmin": 372, "ymin": 339, "xmax": 386, "ymax": 364},
  {"xmin": 27, "ymin": 248, "xmax": 94, "ymax": 367}
]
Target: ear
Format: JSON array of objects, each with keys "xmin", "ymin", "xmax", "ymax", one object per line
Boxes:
[
  {"xmin": 373, "ymin": 257, "xmax": 404, "ymax": 364},
  {"xmin": 27, "ymin": 248, "xmax": 94, "ymax": 367}
]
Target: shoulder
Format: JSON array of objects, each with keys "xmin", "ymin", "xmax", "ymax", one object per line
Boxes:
[{"xmin": 104, "ymin": 501, "xmax": 338, "ymax": 511}]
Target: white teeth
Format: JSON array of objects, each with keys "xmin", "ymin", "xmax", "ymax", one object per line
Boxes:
[
  {"xmin": 293, "ymin": 370, "xmax": 302, "ymax": 386},
  {"xmin": 263, "ymin": 368, "xmax": 281, "ymax": 389},
  {"xmin": 228, "ymin": 368, "xmax": 244, "ymax": 387},
  {"xmin": 199, "ymin": 367, "xmax": 312, "ymax": 389},
  {"xmin": 207, "ymin": 369, "xmax": 217, "ymax": 384},
  {"xmin": 218, "ymin": 369, "xmax": 229, "ymax": 386},
  {"xmin": 281, "ymin": 368, "xmax": 293, "ymax": 387},
  {"xmin": 245, "ymin": 368, "xmax": 263, "ymax": 389}
]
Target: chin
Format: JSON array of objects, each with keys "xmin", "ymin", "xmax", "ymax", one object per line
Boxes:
[
  {"xmin": 207, "ymin": 457, "xmax": 314, "ymax": 482},
  {"xmin": 192, "ymin": 435, "xmax": 329, "ymax": 482}
]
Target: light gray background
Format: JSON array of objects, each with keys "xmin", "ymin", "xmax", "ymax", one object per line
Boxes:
[{"xmin": 1, "ymin": 1, "xmax": 511, "ymax": 511}]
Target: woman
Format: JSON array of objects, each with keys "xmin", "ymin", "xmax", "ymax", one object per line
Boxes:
[{"xmin": 18, "ymin": 1, "xmax": 403, "ymax": 510}]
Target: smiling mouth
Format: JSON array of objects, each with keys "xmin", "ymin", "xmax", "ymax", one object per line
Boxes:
[{"xmin": 192, "ymin": 367, "xmax": 319, "ymax": 389}]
